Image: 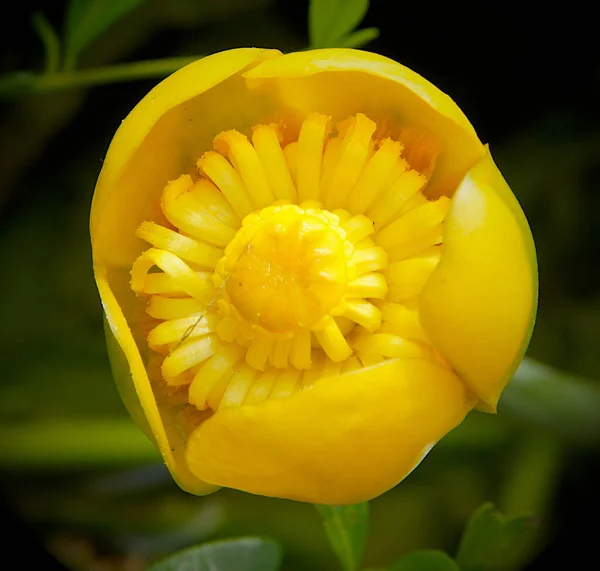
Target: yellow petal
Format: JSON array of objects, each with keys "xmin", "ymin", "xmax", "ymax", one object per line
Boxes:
[
  {"xmin": 244, "ymin": 48, "xmax": 485, "ymax": 199},
  {"xmin": 185, "ymin": 358, "xmax": 474, "ymax": 504},
  {"xmin": 96, "ymin": 264, "xmax": 217, "ymax": 495},
  {"xmin": 420, "ymin": 149, "xmax": 538, "ymax": 411},
  {"xmin": 90, "ymin": 49, "xmax": 281, "ymax": 496},
  {"xmin": 91, "ymin": 48, "xmax": 281, "ymax": 268}
]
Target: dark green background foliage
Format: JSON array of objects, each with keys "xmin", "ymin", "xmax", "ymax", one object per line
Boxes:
[{"xmin": 0, "ymin": 1, "xmax": 598, "ymax": 570}]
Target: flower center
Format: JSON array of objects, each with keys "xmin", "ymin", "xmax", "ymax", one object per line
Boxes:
[
  {"xmin": 216, "ymin": 203, "xmax": 352, "ymax": 335},
  {"xmin": 130, "ymin": 112, "xmax": 451, "ymax": 413}
]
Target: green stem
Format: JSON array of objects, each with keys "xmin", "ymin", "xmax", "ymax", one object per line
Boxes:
[
  {"xmin": 0, "ymin": 419, "xmax": 159, "ymax": 468},
  {"xmin": 0, "ymin": 55, "xmax": 203, "ymax": 97},
  {"xmin": 499, "ymin": 431, "xmax": 562, "ymax": 518},
  {"xmin": 501, "ymin": 357, "xmax": 600, "ymax": 444},
  {"xmin": 31, "ymin": 12, "xmax": 61, "ymax": 74}
]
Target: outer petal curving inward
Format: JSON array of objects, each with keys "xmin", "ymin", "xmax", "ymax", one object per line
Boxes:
[
  {"xmin": 92, "ymin": 48, "xmax": 281, "ymax": 267},
  {"xmin": 419, "ymin": 149, "xmax": 538, "ymax": 411},
  {"xmin": 243, "ymin": 48, "xmax": 486, "ymax": 198},
  {"xmin": 185, "ymin": 359, "xmax": 476, "ymax": 504},
  {"xmin": 92, "ymin": 48, "xmax": 281, "ymax": 495},
  {"xmin": 90, "ymin": 48, "xmax": 537, "ymax": 503}
]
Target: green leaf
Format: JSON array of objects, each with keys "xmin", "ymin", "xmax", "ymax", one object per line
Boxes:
[
  {"xmin": 147, "ymin": 537, "xmax": 282, "ymax": 571},
  {"xmin": 64, "ymin": 0, "xmax": 146, "ymax": 68},
  {"xmin": 31, "ymin": 12, "xmax": 61, "ymax": 73},
  {"xmin": 389, "ymin": 550, "xmax": 460, "ymax": 571},
  {"xmin": 502, "ymin": 516, "xmax": 538, "ymax": 568},
  {"xmin": 337, "ymin": 27, "xmax": 380, "ymax": 49},
  {"xmin": 315, "ymin": 503, "xmax": 369, "ymax": 571},
  {"xmin": 455, "ymin": 503, "xmax": 539, "ymax": 571},
  {"xmin": 456, "ymin": 503, "xmax": 504, "ymax": 571},
  {"xmin": 309, "ymin": 0, "xmax": 370, "ymax": 48}
]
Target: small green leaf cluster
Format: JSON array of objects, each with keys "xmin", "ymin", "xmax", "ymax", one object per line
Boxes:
[
  {"xmin": 0, "ymin": 0, "xmax": 150, "ymax": 95},
  {"xmin": 309, "ymin": 0, "xmax": 380, "ymax": 49},
  {"xmin": 145, "ymin": 502, "xmax": 538, "ymax": 571},
  {"xmin": 364, "ymin": 502, "xmax": 538, "ymax": 571},
  {"xmin": 63, "ymin": 0, "xmax": 146, "ymax": 70},
  {"xmin": 33, "ymin": 0, "xmax": 146, "ymax": 74}
]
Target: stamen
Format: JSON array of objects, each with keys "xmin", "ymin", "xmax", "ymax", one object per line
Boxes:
[
  {"xmin": 346, "ymin": 273, "xmax": 388, "ymax": 299},
  {"xmin": 388, "ymin": 225, "xmax": 444, "ymax": 262},
  {"xmin": 270, "ymin": 368, "xmax": 302, "ymax": 399},
  {"xmin": 190, "ymin": 179, "xmax": 240, "ymax": 228},
  {"xmin": 347, "ymin": 138, "xmax": 403, "ymax": 214},
  {"xmin": 342, "ymin": 299, "xmax": 382, "ymax": 332},
  {"xmin": 246, "ymin": 338, "xmax": 274, "ymax": 371},
  {"xmin": 350, "ymin": 245, "xmax": 388, "ymax": 274},
  {"xmin": 342, "ymin": 214, "xmax": 375, "ymax": 244},
  {"xmin": 216, "ymin": 316, "xmax": 239, "ymax": 343},
  {"xmin": 376, "ymin": 197, "xmax": 450, "ymax": 250},
  {"xmin": 397, "ymin": 190, "xmax": 428, "ymax": 217},
  {"xmin": 147, "ymin": 314, "xmax": 219, "ymax": 350},
  {"xmin": 283, "ymin": 142, "xmax": 298, "ymax": 187},
  {"xmin": 324, "ymin": 114, "xmax": 376, "ymax": 210},
  {"xmin": 161, "ymin": 335, "xmax": 217, "ymax": 379},
  {"xmin": 271, "ymin": 338, "xmax": 293, "ymax": 369},
  {"xmin": 140, "ymin": 272, "xmax": 212, "ymax": 296},
  {"xmin": 197, "ymin": 151, "xmax": 254, "ymax": 219},
  {"xmin": 219, "ymin": 364, "xmax": 259, "ymax": 409},
  {"xmin": 297, "ymin": 113, "xmax": 331, "ymax": 201},
  {"xmin": 289, "ymin": 330, "xmax": 312, "ymax": 369},
  {"xmin": 146, "ymin": 296, "xmax": 206, "ymax": 320},
  {"xmin": 252, "ymin": 124, "xmax": 297, "ymax": 202},
  {"xmin": 214, "ymin": 130, "xmax": 275, "ymax": 208},
  {"xmin": 244, "ymin": 369, "xmax": 278, "ymax": 405},
  {"xmin": 131, "ymin": 248, "xmax": 215, "ymax": 301},
  {"xmin": 132, "ymin": 111, "xmax": 450, "ymax": 414},
  {"xmin": 357, "ymin": 352, "xmax": 385, "ymax": 367},
  {"xmin": 386, "ymin": 253, "xmax": 441, "ymax": 302},
  {"xmin": 314, "ymin": 316, "xmax": 352, "ymax": 362},
  {"xmin": 136, "ymin": 222, "xmax": 222, "ymax": 269},
  {"xmin": 368, "ymin": 169, "xmax": 427, "ymax": 229},
  {"xmin": 353, "ymin": 333, "xmax": 432, "ymax": 360},
  {"xmin": 161, "ymin": 175, "xmax": 236, "ymax": 247},
  {"xmin": 188, "ymin": 343, "xmax": 244, "ymax": 410},
  {"xmin": 335, "ymin": 316, "xmax": 355, "ymax": 337},
  {"xmin": 320, "ymin": 138, "xmax": 342, "ymax": 195},
  {"xmin": 380, "ymin": 301, "xmax": 428, "ymax": 342},
  {"xmin": 207, "ymin": 369, "xmax": 236, "ymax": 411}
]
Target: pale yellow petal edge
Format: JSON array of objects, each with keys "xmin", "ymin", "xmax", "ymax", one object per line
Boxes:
[{"xmin": 96, "ymin": 264, "xmax": 219, "ymax": 495}]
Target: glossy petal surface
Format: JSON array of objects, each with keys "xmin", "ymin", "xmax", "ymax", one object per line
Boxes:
[
  {"xmin": 90, "ymin": 48, "xmax": 537, "ymax": 503},
  {"xmin": 420, "ymin": 150, "xmax": 538, "ymax": 410},
  {"xmin": 244, "ymin": 49, "xmax": 485, "ymax": 197},
  {"xmin": 186, "ymin": 359, "xmax": 474, "ymax": 504}
]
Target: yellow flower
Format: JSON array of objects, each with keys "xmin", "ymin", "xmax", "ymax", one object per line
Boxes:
[{"xmin": 90, "ymin": 48, "xmax": 537, "ymax": 504}]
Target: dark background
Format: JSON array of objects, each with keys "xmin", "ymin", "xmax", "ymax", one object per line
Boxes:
[{"xmin": 0, "ymin": 1, "xmax": 597, "ymax": 569}]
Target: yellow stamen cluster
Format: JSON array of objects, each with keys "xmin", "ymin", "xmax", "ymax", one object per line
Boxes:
[{"xmin": 131, "ymin": 113, "xmax": 450, "ymax": 412}]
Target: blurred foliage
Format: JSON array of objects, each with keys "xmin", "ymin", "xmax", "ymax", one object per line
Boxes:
[
  {"xmin": 63, "ymin": 0, "xmax": 148, "ymax": 69},
  {"xmin": 388, "ymin": 551, "xmax": 460, "ymax": 571},
  {"xmin": 316, "ymin": 503, "xmax": 369, "ymax": 571},
  {"xmin": 454, "ymin": 504, "xmax": 537, "ymax": 571},
  {"xmin": 308, "ymin": 0, "xmax": 379, "ymax": 49},
  {"xmin": 147, "ymin": 537, "xmax": 282, "ymax": 571},
  {"xmin": 0, "ymin": 0, "xmax": 598, "ymax": 570}
]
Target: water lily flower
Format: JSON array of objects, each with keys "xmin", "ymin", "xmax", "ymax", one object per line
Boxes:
[{"xmin": 90, "ymin": 48, "xmax": 537, "ymax": 504}]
